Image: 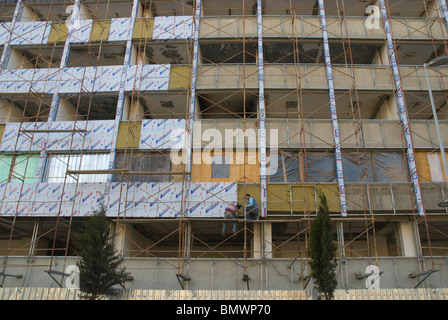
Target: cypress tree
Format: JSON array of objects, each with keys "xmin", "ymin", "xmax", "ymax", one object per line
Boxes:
[
  {"xmin": 309, "ymin": 192, "xmax": 338, "ymax": 300},
  {"xmin": 75, "ymin": 203, "xmax": 130, "ymax": 300}
]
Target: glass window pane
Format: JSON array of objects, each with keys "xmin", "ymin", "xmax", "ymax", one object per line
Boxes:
[
  {"xmin": 212, "ymin": 155, "xmax": 230, "ymax": 179},
  {"xmin": 0, "ymin": 155, "xmax": 13, "ymax": 183},
  {"xmin": 44, "ymin": 153, "xmax": 110, "ymax": 183},
  {"xmin": 11, "ymin": 154, "xmax": 40, "ymax": 183}
]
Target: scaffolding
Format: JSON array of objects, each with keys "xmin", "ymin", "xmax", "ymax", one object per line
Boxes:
[{"xmin": 0, "ymin": 0, "xmax": 448, "ymax": 291}]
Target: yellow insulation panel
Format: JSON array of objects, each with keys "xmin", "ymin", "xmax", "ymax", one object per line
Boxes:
[
  {"xmin": 116, "ymin": 121, "xmax": 142, "ymax": 149},
  {"xmin": 415, "ymin": 151, "xmax": 432, "ymax": 182},
  {"xmin": 291, "ymin": 184, "xmax": 340, "ymax": 213},
  {"xmin": 169, "ymin": 65, "xmax": 191, "ymax": 89},
  {"xmin": 191, "ymin": 151, "xmax": 259, "ymax": 183},
  {"xmin": 91, "ymin": 20, "xmax": 112, "ymax": 42},
  {"xmin": 0, "ymin": 124, "xmax": 5, "ymax": 145},
  {"xmin": 132, "ymin": 19, "xmax": 154, "ymax": 40},
  {"xmin": 47, "ymin": 22, "xmax": 68, "ymax": 44},
  {"xmin": 415, "ymin": 151, "xmax": 448, "ymax": 182},
  {"xmin": 236, "ymin": 183, "xmax": 340, "ymax": 213}
]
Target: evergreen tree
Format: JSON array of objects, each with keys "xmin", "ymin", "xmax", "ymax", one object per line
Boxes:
[
  {"xmin": 309, "ymin": 192, "xmax": 338, "ymax": 300},
  {"xmin": 75, "ymin": 203, "xmax": 130, "ymax": 300}
]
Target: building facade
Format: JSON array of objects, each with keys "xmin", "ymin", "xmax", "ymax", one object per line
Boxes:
[{"xmin": 0, "ymin": 0, "xmax": 448, "ymax": 291}]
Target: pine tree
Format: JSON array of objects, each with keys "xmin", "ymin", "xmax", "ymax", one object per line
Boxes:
[
  {"xmin": 75, "ymin": 203, "xmax": 130, "ymax": 300},
  {"xmin": 309, "ymin": 192, "xmax": 338, "ymax": 300}
]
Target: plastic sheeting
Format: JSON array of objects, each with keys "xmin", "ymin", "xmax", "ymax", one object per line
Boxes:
[
  {"xmin": 427, "ymin": 152, "xmax": 444, "ymax": 182},
  {"xmin": 269, "ymin": 151, "xmax": 336, "ymax": 183},
  {"xmin": 342, "ymin": 151, "xmax": 408, "ymax": 183},
  {"xmin": 269, "ymin": 151, "xmax": 300, "ymax": 183},
  {"xmin": 342, "ymin": 152, "xmax": 373, "ymax": 182},
  {"xmin": 269, "ymin": 151, "xmax": 408, "ymax": 183},
  {"xmin": 306, "ymin": 152, "xmax": 337, "ymax": 182}
]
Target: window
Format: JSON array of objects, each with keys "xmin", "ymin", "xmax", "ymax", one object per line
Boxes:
[
  {"xmin": 0, "ymin": 154, "xmax": 40, "ymax": 183},
  {"xmin": 211, "ymin": 155, "xmax": 230, "ymax": 179},
  {"xmin": 113, "ymin": 152, "xmax": 171, "ymax": 182},
  {"xmin": 44, "ymin": 153, "xmax": 111, "ymax": 183}
]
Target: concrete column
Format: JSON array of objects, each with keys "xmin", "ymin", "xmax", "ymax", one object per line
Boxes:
[
  {"xmin": 27, "ymin": 219, "xmax": 41, "ymax": 260},
  {"xmin": 0, "ymin": 1, "xmax": 25, "ymax": 72},
  {"xmin": 263, "ymin": 223, "xmax": 272, "ymax": 258},
  {"xmin": 54, "ymin": 99, "xmax": 84, "ymax": 121},
  {"xmin": 397, "ymin": 221, "xmax": 418, "ymax": 257},
  {"xmin": 113, "ymin": 222, "xmax": 126, "ymax": 256},
  {"xmin": 182, "ymin": 221, "xmax": 192, "ymax": 261},
  {"xmin": 122, "ymin": 96, "xmax": 131, "ymax": 120},
  {"xmin": 0, "ymin": 98, "xmax": 23, "ymax": 123},
  {"xmin": 253, "ymin": 223, "xmax": 262, "ymax": 258},
  {"xmin": 371, "ymin": 44, "xmax": 389, "ymax": 66},
  {"xmin": 19, "ymin": 5, "xmax": 37, "ymax": 22},
  {"xmin": 194, "ymin": 95, "xmax": 202, "ymax": 120},
  {"xmin": 252, "ymin": 222, "xmax": 272, "ymax": 259},
  {"xmin": 427, "ymin": 0, "xmax": 441, "ymax": 18},
  {"xmin": 376, "ymin": 95, "xmax": 399, "ymax": 120},
  {"xmin": 78, "ymin": 3, "xmax": 93, "ymax": 20},
  {"xmin": 127, "ymin": 97, "xmax": 145, "ymax": 120},
  {"xmin": 6, "ymin": 49, "xmax": 34, "ymax": 70}
]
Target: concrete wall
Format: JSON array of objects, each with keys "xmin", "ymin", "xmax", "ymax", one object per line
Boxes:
[
  {"xmin": 1, "ymin": 255, "xmax": 447, "ymax": 290},
  {"xmin": 200, "ymin": 16, "xmax": 445, "ymax": 41}
]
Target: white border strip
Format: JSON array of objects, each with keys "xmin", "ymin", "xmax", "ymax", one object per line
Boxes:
[
  {"xmin": 378, "ymin": 0, "xmax": 425, "ymax": 215},
  {"xmin": 318, "ymin": 0, "xmax": 347, "ymax": 216}
]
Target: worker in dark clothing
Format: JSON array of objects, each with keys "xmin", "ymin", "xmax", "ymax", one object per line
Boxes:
[{"xmin": 244, "ymin": 194, "xmax": 259, "ymax": 221}]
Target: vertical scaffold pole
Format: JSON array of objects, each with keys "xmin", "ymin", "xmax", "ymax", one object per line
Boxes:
[
  {"xmin": 378, "ymin": 0, "xmax": 425, "ymax": 216},
  {"xmin": 317, "ymin": 0, "xmax": 347, "ymax": 216}
]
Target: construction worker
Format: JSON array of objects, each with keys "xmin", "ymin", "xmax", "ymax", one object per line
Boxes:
[
  {"xmin": 222, "ymin": 203, "xmax": 242, "ymax": 236},
  {"xmin": 244, "ymin": 194, "xmax": 259, "ymax": 221}
]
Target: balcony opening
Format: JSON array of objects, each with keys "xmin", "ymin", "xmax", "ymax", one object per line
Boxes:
[
  {"xmin": 136, "ymin": 42, "xmax": 192, "ymax": 65},
  {"xmin": 0, "ymin": 93, "xmax": 51, "ymax": 123},
  {"xmin": 200, "ymin": 42, "xmax": 257, "ymax": 64},
  {"xmin": 197, "ymin": 90, "xmax": 257, "ymax": 119},
  {"xmin": 141, "ymin": 1, "xmax": 195, "ymax": 17},
  {"xmin": 67, "ymin": 44, "xmax": 127, "ymax": 67},
  {"xmin": 128, "ymin": 92, "xmax": 189, "ymax": 119},
  {"xmin": 60, "ymin": 93, "xmax": 118, "ymax": 121}
]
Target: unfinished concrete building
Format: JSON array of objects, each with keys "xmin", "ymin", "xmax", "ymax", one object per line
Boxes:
[{"xmin": 1, "ymin": 0, "xmax": 448, "ymax": 295}]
